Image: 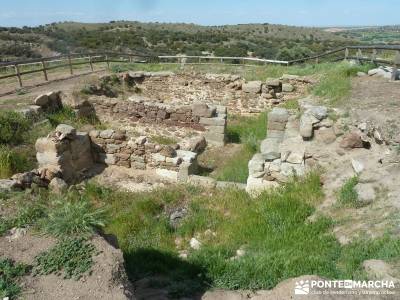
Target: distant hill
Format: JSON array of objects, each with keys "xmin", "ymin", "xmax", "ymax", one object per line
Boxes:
[{"xmin": 0, "ymin": 20, "xmax": 357, "ymax": 61}]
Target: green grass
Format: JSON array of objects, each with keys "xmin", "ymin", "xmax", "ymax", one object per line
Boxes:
[
  {"xmin": 151, "ymin": 135, "xmax": 178, "ymax": 145},
  {"xmin": 33, "ymin": 238, "xmax": 97, "ymax": 280},
  {"xmin": 211, "ymin": 112, "xmax": 267, "ymax": 183},
  {"xmin": 0, "ymin": 195, "xmax": 47, "ymax": 236},
  {"xmin": 46, "ymin": 106, "xmax": 100, "ymax": 129},
  {"xmin": 338, "ymin": 176, "xmax": 360, "ymax": 208},
  {"xmin": 0, "ymin": 258, "xmax": 30, "ymax": 299},
  {"xmin": 0, "ymin": 146, "xmax": 32, "ymax": 179},
  {"xmin": 80, "ymin": 176, "xmax": 400, "ymax": 297},
  {"xmin": 39, "ymin": 193, "xmax": 106, "ymax": 238}
]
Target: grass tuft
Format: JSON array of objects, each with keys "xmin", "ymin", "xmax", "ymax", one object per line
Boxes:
[
  {"xmin": 338, "ymin": 176, "xmax": 359, "ymax": 207},
  {"xmin": 40, "ymin": 194, "xmax": 106, "ymax": 238}
]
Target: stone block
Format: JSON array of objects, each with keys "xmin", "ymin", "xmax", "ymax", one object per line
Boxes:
[
  {"xmin": 156, "ymin": 169, "xmax": 178, "ymax": 181},
  {"xmin": 188, "ymin": 175, "xmax": 217, "ymax": 189},
  {"xmin": 203, "ymin": 132, "xmax": 225, "ymax": 146},
  {"xmin": 242, "ymin": 81, "xmax": 262, "ymax": 93},
  {"xmin": 199, "ymin": 117, "xmax": 226, "ymax": 126}
]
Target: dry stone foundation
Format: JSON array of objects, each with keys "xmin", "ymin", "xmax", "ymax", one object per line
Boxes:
[{"xmin": 91, "ymin": 97, "xmax": 227, "ymax": 146}]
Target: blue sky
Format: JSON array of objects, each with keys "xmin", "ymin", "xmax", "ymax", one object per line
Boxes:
[{"xmin": 0, "ymin": 0, "xmax": 399, "ymax": 27}]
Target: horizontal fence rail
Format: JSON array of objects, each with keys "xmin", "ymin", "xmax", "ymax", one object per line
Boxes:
[{"xmin": 1, "ymin": 45, "xmax": 400, "ymax": 89}]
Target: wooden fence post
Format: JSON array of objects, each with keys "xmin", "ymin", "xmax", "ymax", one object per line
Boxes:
[
  {"xmin": 106, "ymin": 55, "xmax": 110, "ymax": 70},
  {"xmin": 41, "ymin": 59, "xmax": 48, "ymax": 81},
  {"xmin": 68, "ymin": 55, "xmax": 73, "ymax": 75},
  {"xmin": 198, "ymin": 57, "xmax": 201, "ymax": 64},
  {"xmin": 344, "ymin": 48, "xmax": 349, "ymax": 60},
  {"xmin": 14, "ymin": 64, "xmax": 22, "ymax": 87},
  {"xmin": 357, "ymin": 48, "xmax": 362, "ymax": 62},
  {"xmin": 392, "ymin": 50, "xmax": 400, "ymax": 81},
  {"xmin": 371, "ymin": 48, "xmax": 377, "ymax": 64},
  {"xmin": 89, "ymin": 55, "xmax": 94, "ymax": 71}
]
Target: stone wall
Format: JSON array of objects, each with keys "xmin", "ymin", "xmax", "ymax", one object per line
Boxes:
[
  {"xmin": 246, "ymin": 108, "xmax": 307, "ymax": 196},
  {"xmin": 91, "ymin": 98, "xmax": 227, "ymax": 146}
]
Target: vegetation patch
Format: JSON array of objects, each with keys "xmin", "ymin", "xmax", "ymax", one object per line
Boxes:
[
  {"xmin": 0, "ymin": 146, "xmax": 32, "ymax": 179},
  {"xmin": 46, "ymin": 106, "xmax": 100, "ymax": 129},
  {"xmin": 210, "ymin": 112, "xmax": 266, "ymax": 183},
  {"xmin": 39, "ymin": 193, "xmax": 106, "ymax": 238},
  {"xmin": 338, "ymin": 176, "xmax": 359, "ymax": 207},
  {"xmin": 151, "ymin": 135, "xmax": 178, "ymax": 146},
  {"xmin": 0, "ymin": 111, "xmax": 31, "ymax": 144},
  {"xmin": 0, "ymin": 258, "xmax": 30, "ymax": 299},
  {"xmin": 33, "ymin": 238, "xmax": 97, "ymax": 279}
]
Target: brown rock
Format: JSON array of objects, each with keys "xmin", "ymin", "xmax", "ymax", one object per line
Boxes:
[
  {"xmin": 160, "ymin": 146, "xmax": 177, "ymax": 158},
  {"xmin": 339, "ymin": 131, "xmax": 364, "ymax": 149}
]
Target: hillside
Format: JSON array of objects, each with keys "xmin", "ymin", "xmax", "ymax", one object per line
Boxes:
[{"xmin": 0, "ymin": 21, "xmax": 355, "ymax": 61}]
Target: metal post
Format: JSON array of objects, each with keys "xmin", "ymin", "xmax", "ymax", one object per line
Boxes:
[
  {"xmin": 68, "ymin": 55, "xmax": 73, "ymax": 75},
  {"xmin": 392, "ymin": 50, "xmax": 400, "ymax": 81},
  {"xmin": 41, "ymin": 59, "xmax": 48, "ymax": 81},
  {"xmin": 89, "ymin": 55, "xmax": 94, "ymax": 71}
]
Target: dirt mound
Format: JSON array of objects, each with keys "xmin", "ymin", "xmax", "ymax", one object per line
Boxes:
[{"xmin": 0, "ymin": 231, "xmax": 134, "ymax": 299}]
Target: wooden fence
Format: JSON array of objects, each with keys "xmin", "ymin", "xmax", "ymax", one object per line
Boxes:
[{"xmin": 1, "ymin": 45, "xmax": 400, "ymax": 88}]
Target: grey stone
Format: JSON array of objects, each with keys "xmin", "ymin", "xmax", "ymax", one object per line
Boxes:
[
  {"xmin": 281, "ymin": 163, "xmax": 305, "ymax": 177},
  {"xmin": 135, "ymin": 136, "xmax": 147, "ymax": 145},
  {"xmin": 300, "ymin": 114, "xmax": 318, "ymax": 139},
  {"xmin": 286, "ymin": 150, "xmax": 304, "ymax": 164},
  {"xmin": 263, "ymin": 152, "xmax": 281, "ymax": 162},
  {"xmin": 265, "ymin": 78, "xmax": 281, "ymax": 87},
  {"xmin": 203, "ymin": 132, "xmax": 225, "ymax": 146},
  {"xmin": 306, "ymin": 106, "xmax": 328, "ymax": 120},
  {"xmin": 268, "ymin": 107, "xmax": 289, "ymax": 123},
  {"xmin": 216, "ymin": 181, "xmax": 246, "ymax": 190},
  {"xmin": 180, "ymin": 136, "xmax": 207, "ymax": 153},
  {"xmin": 355, "ymin": 183, "xmax": 375, "ymax": 205},
  {"xmin": 0, "ymin": 179, "xmax": 19, "ymax": 192},
  {"xmin": 188, "ymin": 175, "xmax": 217, "ymax": 188},
  {"xmin": 246, "ymin": 177, "xmax": 279, "ymax": 197},
  {"xmin": 282, "ymin": 83, "xmax": 295, "ymax": 92},
  {"xmin": 156, "ymin": 169, "xmax": 178, "ymax": 181},
  {"xmin": 192, "ymin": 103, "xmax": 215, "ymax": 117},
  {"xmin": 176, "ymin": 150, "xmax": 197, "ymax": 163},
  {"xmin": 55, "ymin": 124, "xmax": 76, "ymax": 140},
  {"xmin": 34, "ymin": 94, "xmax": 49, "ymax": 106},
  {"xmin": 242, "ymin": 81, "xmax": 262, "ymax": 93},
  {"xmin": 260, "ymin": 138, "xmax": 280, "ymax": 154},
  {"xmin": 100, "ymin": 129, "xmax": 115, "ymax": 139},
  {"xmin": 351, "ymin": 159, "xmax": 364, "ymax": 174},
  {"xmin": 199, "ymin": 117, "xmax": 226, "ymax": 126},
  {"xmin": 49, "ymin": 177, "xmax": 68, "ymax": 194}
]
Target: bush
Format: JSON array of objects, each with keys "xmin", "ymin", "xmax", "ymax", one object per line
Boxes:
[
  {"xmin": 33, "ymin": 238, "xmax": 97, "ymax": 279},
  {"xmin": 0, "ymin": 146, "xmax": 31, "ymax": 179},
  {"xmin": 0, "ymin": 111, "xmax": 31, "ymax": 144},
  {"xmin": 0, "ymin": 258, "xmax": 30, "ymax": 299},
  {"xmin": 40, "ymin": 194, "xmax": 106, "ymax": 238}
]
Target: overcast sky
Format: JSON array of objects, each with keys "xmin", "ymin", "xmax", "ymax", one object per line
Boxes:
[{"xmin": 0, "ymin": 0, "xmax": 399, "ymax": 27}]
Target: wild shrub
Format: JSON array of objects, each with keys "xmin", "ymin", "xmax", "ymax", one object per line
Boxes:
[
  {"xmin": 40, "ymin": 194, "xmax": 106, "ymax": 238},
  {"xmin": 0, "ymin": 111, "xmax": 31, "ymax": 144},
  {"xmin": 33, "ymin": 238, "xmax": 97, "ymax": 279}
]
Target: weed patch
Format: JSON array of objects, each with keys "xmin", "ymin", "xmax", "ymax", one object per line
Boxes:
[
  {"xmin": 0, "ymin": 258, "xmax": 30, "ymax": 299},
  {"xmin": 33, "ymin": 238, "xmax": 97, "ymax": 279}
]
